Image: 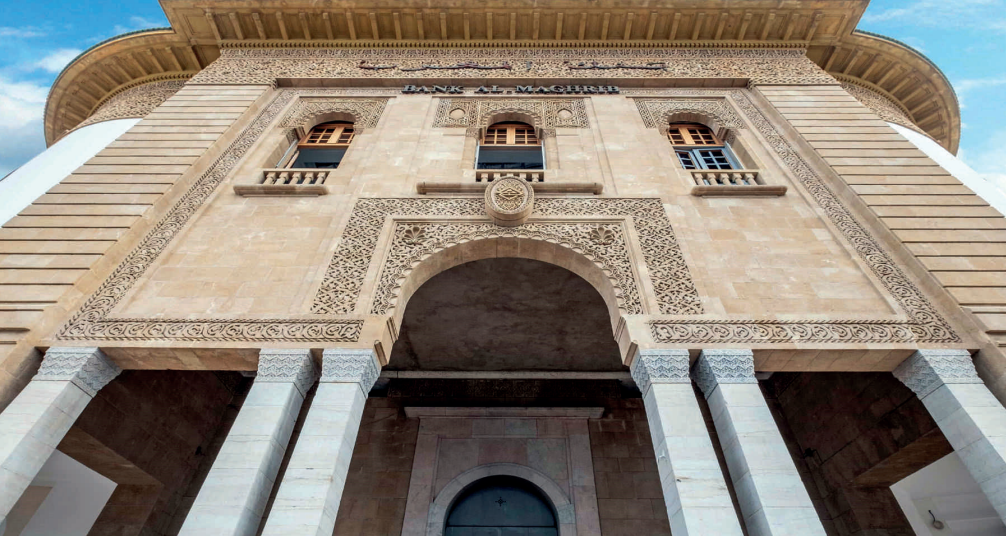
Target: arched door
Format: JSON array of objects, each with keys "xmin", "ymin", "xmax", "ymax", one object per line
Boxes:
[{"xmin": 445, "ymin": 476, "xmax": 558, "ymax": 535}]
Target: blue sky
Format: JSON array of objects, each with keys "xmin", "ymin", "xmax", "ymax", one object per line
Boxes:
[{"xmin": 0, "ymin": 0, "xmax": 1004, "ymax": 183}]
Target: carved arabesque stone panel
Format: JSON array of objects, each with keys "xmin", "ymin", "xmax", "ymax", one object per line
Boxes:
[
  {"xmin": 433, "ymin": 98, "xmax": 588, "ymax": 129},
  {"xmin": 893, "ymin": 349, "xmax": 982, "ymax": 399},
  {"xmin": 629, "ymin": 349, "xmax": 691, "ymax": 397},
  {"xmin": 692, "ymin": 349, "xmax": 757, "ymax": 396},
  {"xmin": 77, "ymin": 80, "xmax": 186, "ymax": 129},
  {"xmin": 309, "ymin": 197, "xmax": 703, "ymax": 317},
  {"xmin": 633, "ymin": 98, "xmax": 746, "ymax": 130},
  {"xmin": 188, "ymin": 48, "xmax": 836, "ymax": 86},
  {"xmin": 35, "ymin": 347, "xmax": 122, "ymax": 397},
  {"xmin": 279, "ymin": 97, "xmax": 389, "ymax": 129},
  {"xmin": 840, "ymin": 82, "xmax": 925, "ymax": 134}
]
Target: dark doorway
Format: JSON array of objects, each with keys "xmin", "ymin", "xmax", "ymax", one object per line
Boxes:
[{"xmin": 445, "ymin": 476, "xmax": 558, "ymax": 536}]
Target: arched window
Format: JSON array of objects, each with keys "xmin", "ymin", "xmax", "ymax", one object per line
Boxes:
[
  {"xmin": 285, "ymin": 121, "xmax": 354, "ymax": 169},
  {"xmin": 476, "ymin": 121, "xmax": 545, "ymax": 170},
  {"xmin": 445, "ymin": 476, "xmax": 558, "ymax": 535},
  {"xmin": 668, "ymin": 122, "xmax": 738, "ymax": 171}
]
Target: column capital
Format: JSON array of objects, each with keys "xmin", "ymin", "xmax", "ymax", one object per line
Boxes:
[
  {"xmin": 693, "ymin": 349, "xmax": 756, "ymax": 398},
  {"xmin": 893, "ymin": 349, "xmax": 982, "ymax": 398},
  {"xmin": 256, "ymin": 349, "xmax": 319, "ymax": 397},
  {"xmin": 34, "ymin": 347, "xmax": 121, "ymax": 397},
  {"xmin": 630, "ymin": 349, "xmax": 689, "ymax": 396},
  {"xmin": 321, "ymin": 348, "xmax": 380, "ymax": 393}
]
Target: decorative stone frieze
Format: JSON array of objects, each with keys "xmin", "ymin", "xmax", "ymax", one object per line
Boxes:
[
  {"xmin": 893, "ymin": 349, "xmax": 982, "ymax": 399},
  {"xmin": 256, "ymin": 349, "xmax": 319, "ymax": 397},
  {"xmin": 840, "ymin": 81, "xmax": 924, "ymax": 134},
  {"xmin": 279, "ymin": 97, "xmax": 389, "ymax": 129},
  {"xmin": 433, "ymin": 97, "xmax": 588, "ymax": 129},
  {"xmin": 629, "ymin": 349, "xmax": 691, "ymax": 396},
  {"xmin": 320, "ymin": 349, "xmax": 380, "ymax": 393},
  {"xmin": 633, "ymin": 98, "xmax": 745, "ymax": 131},
  {"xmin": 75, "ymin": 80, "xmax": 187, "ymax": 130},
  {"xmin": 484, "ymin": 178, "xmax": 534, "ymax": 227},
  {"xmin": 188, "ymin": 48, "xmax": 836, "ymax": 86},
  {"xmin": 35, "ymin": 347, "xmax": 121, "ymax": 397},
  {"xmin": 691, "ymin": 349, "xmax": 757, "ymax": 397}
]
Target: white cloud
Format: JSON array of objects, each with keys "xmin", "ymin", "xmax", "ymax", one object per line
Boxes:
[
  {"xmin": 32, "ymin": 48, "xmax": 82, "ymax": 74},
  {"xmin": 0, "ymin": 77, "xmax": 48, "ymax": 177},
  {"xmin": 862, "ymin": 0, "xmax": 1006, "ymax": 31},
  {"xmin": 0, "ymin": 27, "xmax": 45, "ymax": 39},
  {"xmin": 954, "ymin": 76, "xmax": 1006, "ymax": 93}
]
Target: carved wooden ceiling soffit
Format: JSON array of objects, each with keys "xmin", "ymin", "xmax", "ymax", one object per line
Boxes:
[{"xmin": 433, "ymin": 97, "xmax": 588, "ymax": 129}]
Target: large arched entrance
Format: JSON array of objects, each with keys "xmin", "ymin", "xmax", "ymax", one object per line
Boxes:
[
  {"xmin": 445, "ymin": 476, "xmax": 558, "ymax": 535},
  {"xmin": 388, "ymin": 257, "xmax": 623, "ymax": 372}
]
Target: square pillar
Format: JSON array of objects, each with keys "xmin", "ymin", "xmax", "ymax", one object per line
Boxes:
[
  {"xmin": 630, "ymin": 349, "xmax": 744, "ymax": 536},
  {"xmin": 0, "ymin": 347, "xmax": 121, "ymax": 519},
  {"xmin": 693, "ymin": 349, "xmax": 826, "ymax": 536},
  {"xmin": 894, "ymin": 349, "xmax": 1006, "ymax": 523},
  {"xmin": 178, "ymin": 349, "xmax": 318, "ymax": 536},
  {"xmin": 260, "ymin": 348, "xmax": 380, "ymax": 536}
]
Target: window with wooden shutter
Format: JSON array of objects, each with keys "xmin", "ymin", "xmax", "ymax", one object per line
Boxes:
[
  {"xmin": 287, "ymin": 121, "xmax": 355, "ymax": 169},
  {"xmin": 476, "ymin": 121, "xmax": 545, "ymax": 170},
  {"xmin": 482, "ymin": 122, "xmax": 540, "ymax": 146},
  {"xmin": 667, "ymin": 122, "xmax": 737, "ymax": 170}
]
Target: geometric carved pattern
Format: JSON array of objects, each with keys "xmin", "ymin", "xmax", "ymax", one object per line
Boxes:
[
  {"xmin": 630, "ymin": 349, "xmax": 691, "ymax": 396},
  {"xmin": 633, "ymin": 98, "xmax": 746, "ymax": 130},
  {"xmin": 57, "ymin": 89, "xmax": 363, "ymax": 343},
  {"xmin": 308, "ymin": 197, "xmax": 703, "ymax": 316},
  {"xmin": 374, "ymin": 221, "xmax": 639, "ymax": 316},
  {"xmin": 893, "ymin": 349, "xmax": 982, "ymax": 399},
  {"xmin": 692, "ymin": 349, "xmax": 757, "ymax": 398},
  {"xmin": 77, "ymin": 80, "xmax": 187, "ymax": 130},
  {"xmin": 256, "ymin": 349, "xmax": 319, "ymax": 397},
  {"xmin": 321, "ymin": 349, "xmax": 380, "ymax": 394},
  {"xmin": 189, "ymin": 48, "xmax": 837, "ymax": 86},
  {"xmin": 279, "ymin": 97, "xmax": 389, "ymax": 129},
  {"xmin": 484, "ymin": 178, "xmax": 534, "ymax": 226},
  {"xmin": 649, "ymin": 89, "xmax": 960, "ymax": 345},
  {"xmin": 433, "ymin": 97, "xmax": 588, "ymax": 128},
  {"xmin": 34, "ymin": 347, "xmax": 122, "ymax": 397}
]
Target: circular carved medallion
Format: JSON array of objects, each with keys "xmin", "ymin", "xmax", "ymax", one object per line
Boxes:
[{"xmin": 484, "ymin": 177, "xmax": 534, "ymax": 227}]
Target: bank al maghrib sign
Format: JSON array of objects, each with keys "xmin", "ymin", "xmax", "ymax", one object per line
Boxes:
[{"xmin": 402, "ymin": 85, "xmax": 620, "ymax": 94}]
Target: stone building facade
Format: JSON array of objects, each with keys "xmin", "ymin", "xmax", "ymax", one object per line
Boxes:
[{"xmin": 1, "ymin": 1, "xmax": 1005, "ymax": 535}]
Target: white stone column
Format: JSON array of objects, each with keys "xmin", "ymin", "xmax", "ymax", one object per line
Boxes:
[
  {"xmin": 630, "ymin": 349, "xmax": 744, "ymax": 536},
  {"xmin": 894, "ymin": 349, "xmax": 1006, "ymax": 523},
  {"xmin": 692, "ymin": 349, "xmax": 826, "ymax": 536},
  {"xmin": 0, "ymin": 347, "xmax": 121, "ymax": 519},
  {"xmin": 178, "ymin": 349, "xmax": 318, "ymax": 536},
  {"xmin": 260, "ymin": 348, "xmax": 380, "ymax": 536}
]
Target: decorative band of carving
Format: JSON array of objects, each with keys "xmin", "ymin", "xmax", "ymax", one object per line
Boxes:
[
  {"xmin": 321, "ymin": 349, "xmax": 380, "ymax": 393},
  {"xmin": 893, "ymin": 349, "xmax": 982, "ymax": 399},
  {"xmin": 433, "ymin": 98, "xmax": 588, "ymax": 129},
  {"xmin": 57, "ymin": 89, "xmax": 365, "ymax": 344},
  {"xmin": 35, "ymin": 347, "xmax": 122, "ymax": 397},
  {"xmin": 692, "ymin": 349, "xmax": 756, "ymax": 397},
  {"xmin": 633, "ymin": 98, "xmax": 745, "ymax": 130},
  {"xmin": 76, "ymin": 80, "xmax": 186, "ymax": 130},
  {"xmin": 188, "ymin": 48, "xmax": 835, "ymax": 86},
  {"xmin": 630, "ymin": 349, "xmax": 691, "ymax": 396},
  {"xmin": 257, "ymin": 349, "xmax": 319, "ymax": 397},
  {"xmin": 839, "ymin": 81, "xmax": 923, "ymax": 134},
  {"xmin": 279, "ymin": 97, "xmax": 389, "ymax": 129}
]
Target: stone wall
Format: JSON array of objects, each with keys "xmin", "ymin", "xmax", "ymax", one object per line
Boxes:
[{"xmin": 764, "ymin": 372, "xmax": 953, "ymax": 536}]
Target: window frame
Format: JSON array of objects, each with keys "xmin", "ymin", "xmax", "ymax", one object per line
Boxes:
[
  {"xmin": 476, "ymin": 121, "xmax": 546, "ymax": 170},
  {"xmin": 667, "ymin": 122, "xmax": 740, "ymax": 171},
  {"xmin": 281, "ymin": 121, "xmax": 356, "ymax": 169}
]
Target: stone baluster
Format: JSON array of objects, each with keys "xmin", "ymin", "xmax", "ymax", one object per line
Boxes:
[
  {"xmin": 0, "ymin": 347, "xmax": 121, "ymax": 519},
  {"xmin": 893, "ymin": 349, "xmax": 1006, "ymax": 523},
  {"xmin": 630, "ymin": 349, "xmax": 745, "ymax": 535},
  {"xmin": 178, "ymin": 349, "xmax": 318, "ymax": 536},
  {"xmin": 693, "ymin": 350, "xmax": 826, "ymax": 536},
  {"xmin": 259, "ymin": 348, "xmax": 380, "ymax": 536}
]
